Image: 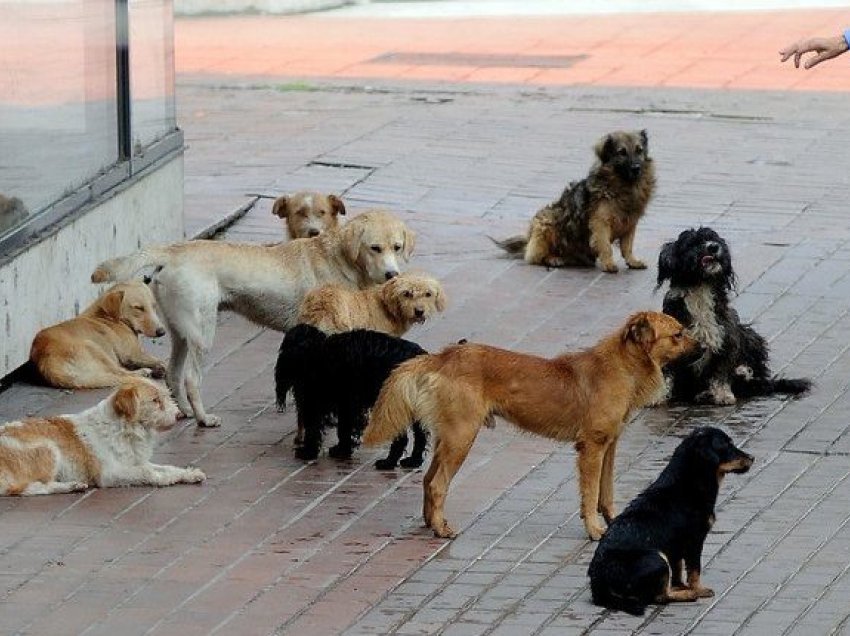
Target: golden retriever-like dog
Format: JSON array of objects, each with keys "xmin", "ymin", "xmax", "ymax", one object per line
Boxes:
[
  {"xmin": 91, "ymin": 211, "xmax": 415, "ymax": 427},
  {"xmin": 363, "ymin": 311, "xmax": 695, "ymax": 540},
  {"xmin": 30, "ymin": 281, "xmax": 166, "ymax": 389},
  {"xmin": 495, "ymin": 130, "xmax": 655, "ymax": 273},
  {"xmin": 271, "ymin": 191, "xmax": 346, "ymax": 239},
  {"xmin": 0, "ymin": 377, "xmax": 204, "ymax": 496},
  {"xmin": 298, "ymin": 272, "xmax": 447, "ymax": 337}
]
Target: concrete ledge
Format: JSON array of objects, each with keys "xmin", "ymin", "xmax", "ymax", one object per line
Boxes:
[
  {"xmin": 0, "ymin": 157, "xmax": 184, "ymax": 378},
  {"xmin": 175, "ymin": 0, "xmax": 349, "ymax": 15}
]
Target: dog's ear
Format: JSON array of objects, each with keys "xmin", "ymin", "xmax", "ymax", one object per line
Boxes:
[
  {"xmin": 401, "ymin": 226, "xmax": 416, "ymax": 262},
  {"xmin": 434, "ymin": 283, "xmax": 448, "ymax": 312},
  {"xmin": 623, "ymin": 313, "xmax": 655, "ymax": 346},
  {"xmin": 594, "ymin": 134, "xmax": 616, "ymax": 163},
  {"xmin": 380, "ymin": 276, "xmax": 403, "ymax": 313},
  {"xmin": 639, "ymin": 129, "xmax": 648, "ymax": 153},
  {"xmin": 100, "ymin": 289, "xmax": 125, "ymax": 320},
  {"xmin": 341, "ymin": 221, "xmax": 366, "ymax": 264},
  {"xmin": 271, "ymin": 196, "xmax": 289, "ymax": 218},
  {"xmin": 328, "ymin": 194, "xmax": 346, "ymax": 216},
  {"xmin": 656, "ymin": 241, "xmax": 676, "ymax": 288},
  {"xmin": 112, "ymin": 382, "xmax": 140, "ymax": 422}
]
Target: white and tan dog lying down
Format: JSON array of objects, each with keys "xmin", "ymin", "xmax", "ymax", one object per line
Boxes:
[
  {"xmin": 91, "ymin": 210, "xmax": 415, "ymax": 428},
  {"xmin": 272, "ymin": 191, "xmax": 346, "ymax": 239},
  {"xmin": 298, "ymin": 272, "xmax": 447, "ymax": 336},
  {"xmin": 30, "ymin": 280, "xmax": 166, "ymax": 389},
  {"xmin": 0, "ymin": 377, "xmax": 204, "ymax": 496}
]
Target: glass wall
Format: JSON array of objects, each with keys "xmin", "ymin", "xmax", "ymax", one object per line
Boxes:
[{"xmin": 0, "ymin": 0, "xmax": 179, "ymax": 254}]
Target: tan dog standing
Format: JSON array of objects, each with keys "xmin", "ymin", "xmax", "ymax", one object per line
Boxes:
[
  {"xmin": 0, "ymin": 377, "xmax": 204, "ymax": 496},
  {"xmin": 363, "ymin": 311, "xmax": 695, "ymax": 540},
  {"xmin": 298, "ymin": 272, "xmax": 446, "ymax": 337},
  {"xmin": 272, "ymin": 191, "xmax": 346, "ymax": 239},
  {"xmin": 91, "ymin": 211, "xmax": 415, "ymax": 427},
  {"xmin": 30, "ymin": 281, "xmax": 166, "ymax": 389},
  {"xmin": 496, "ymin": 130, "xmax": 655, "ymax": 273}
]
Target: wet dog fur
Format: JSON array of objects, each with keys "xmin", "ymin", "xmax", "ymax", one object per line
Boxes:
[
  {"xmin": 275, "ymin": 324, "xmax": 429, "ymax": 469},
  {"xmin": 271, "ymin": 191, "xmax": 346, "ymax": 239},
  {"xmin": 30, "ymin": 281, "xmax": 166, "ymax": 389},
  {"xmin": 657, "ymin": 227, "xmax": 811, "ymax": 405},
  {"xmin": 495, "ymin": 130, "xmax": 655, "ymax": 273},
  {"xmin": 363, "ymin": 311, "xmax": 696, "ymax": 540},
  {"xmin": 91, "ymin": 210, "xmax": 415, "ymax": 427},
  {"xmin": 0, "ymin": 377, "xmax": 205, "ymax": 496},
  {"xmin": 588, "ymin": 427, "xmax": 753, "ymax": 615}
]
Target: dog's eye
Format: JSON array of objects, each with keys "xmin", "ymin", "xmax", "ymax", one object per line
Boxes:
[
  {"xmin": 425, "ymin": 292, "xmax": 432, "ymax": 298},
  {"xmin": 133, "ymin": 305, "xmax": 144, "ymax": 311},
  {"xmin": 394, "ymin": 244, "xmax": 402, "ymax": 252},
  {"xmin": 635, "ymin": 145, "xmax": 643, "ymax": 154},
  {"xmin": 403, "ymin": 290, "xmax": 413, "ymax": 298},
  {"xmin": 618, "ymin": 148, "xmax": 628, "ymax": 156},
  {"xmin": 317, "ymin": 209, "xmax": 325, "ymax": 216},
  {"xmin": 371, "ymin": 245, "xmax": 382, "ymax": 253}
]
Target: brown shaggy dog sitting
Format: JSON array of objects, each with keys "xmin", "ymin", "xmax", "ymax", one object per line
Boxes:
[
  {"xmin": 298, "ymin": 272, "xmax": 447, "ymax": 336},
  {"xmin": 363, "ymin": 311, "xmax": 695, "ymax": 540},
  {"xmin": 495, "ymin": 130, "xmax": 655, "ymax": 273}
]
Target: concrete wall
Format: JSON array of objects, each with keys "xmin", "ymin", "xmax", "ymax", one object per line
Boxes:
[
  {"xmin": 175, "ymin": 0, "xmax": 348, "ymax": 15},
  {"xmin": 0, "ymin": 156, "xmax": 184, "ymax": 378}
]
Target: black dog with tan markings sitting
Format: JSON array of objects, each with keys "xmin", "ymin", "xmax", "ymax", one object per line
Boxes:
[{"xmin": 588, "ymin": 427, "xmax": 753, "ymax": 616}]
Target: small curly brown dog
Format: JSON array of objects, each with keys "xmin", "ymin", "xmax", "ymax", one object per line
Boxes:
[
  {"xmin": 271, "ymin": 191, "xmax": 346, "ymax": 239},
  {"xmin": 30, "ymin": 281, "xmax": 166, "ymax": 389},
  {"xmin": 298, "ymin": 272, "xmax": 447, "ymax": 336},
  {"xmin": 495, "ymin": 130, "xmax": 655, "ymax": 273},
  {"xmin": 363, "ymin": 311, "xmax": 695, "ymax": 540}
]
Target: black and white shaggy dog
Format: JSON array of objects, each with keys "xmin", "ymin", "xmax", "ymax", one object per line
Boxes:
[
  {"xmin": 275, "ymin": 325, "xmax": 428, "ymax": 469},
  {"xmin": 657, "ymin": 227, "xmax": 811, "ymax": 405},
  {"xmin": 588, "ymin": 427, "xmax": 753, "ymax": 616}
]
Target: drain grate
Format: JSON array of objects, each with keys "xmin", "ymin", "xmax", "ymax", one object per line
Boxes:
[{"xmin": 369, "ymin": 51, "xmax": 587, "ymax": 69}]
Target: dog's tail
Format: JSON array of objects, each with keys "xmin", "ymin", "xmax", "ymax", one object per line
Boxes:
[
  {"xmin": 91, "ymin": 246, "xmax": 173, "ymax": 283},
  {"xmin": 489, "ymin": 235, "xmax": 527, "ymax": 258},
  {"xmin": 736, "ymin": 375, "xmax": 813, "ymax": 398},
  {"xmin": 363, "ymin": 356, "xmax": 437, "ymax": 447},
  {"xmin": 274, "ymin": 324, "xmax": 327, "ymax": 410}
]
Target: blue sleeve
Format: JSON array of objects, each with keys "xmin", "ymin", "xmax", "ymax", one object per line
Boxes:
[{"xmin": 844, "ymin": 28, "xmax": 850, "ymax": 49}]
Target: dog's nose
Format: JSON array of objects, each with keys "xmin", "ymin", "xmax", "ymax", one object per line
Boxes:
[
  {"xmin": 706, "ymin": 241, "xmax": 720, "ymax": 255},
  {"xmin": 414, "ymin": 308, "xmax": 425, "ymax": 318},
  {"xmin": 630, "ymin": 163, "xmax": 642, "ymax": 175},
  {"xmin": 308, "ymin": 228, "xmax": 320, "ymax": 237},
  {"xmin": 155, "ymin": 327, "xmax": 166, "ymax": 337},
  {"xmin": 385, "ymin": 270, "xmax": 398, "ymax": 280}
]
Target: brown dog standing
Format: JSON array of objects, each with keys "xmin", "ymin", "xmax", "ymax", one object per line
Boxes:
[
  {"xmin": 30, "ymin": 281, "xmax": 166, "ymax": 388},
  {"xmin": 363, "ymin": 311, "xmax": 695, "ymax": 540},
  {"xmin": 496, "ymin": 130, "xmax": 655, "ymax": 273},
  {"xmin": 272, "ymin": 191, "xmax": 346, "ymax": 239}
]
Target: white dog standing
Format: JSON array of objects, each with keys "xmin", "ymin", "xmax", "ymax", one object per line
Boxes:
[
  {"xmin": 91, "ymin": 211, "xmax": 415, "ymax": 427},
  {"xmin": 0, "ymin": 377, "xmax": 204, "ymax": 496}
]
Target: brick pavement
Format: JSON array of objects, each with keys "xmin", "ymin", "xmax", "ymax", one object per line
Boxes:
[{"xmin": 3, "ymin": 6, "xmax": 850, "ymax": 636}]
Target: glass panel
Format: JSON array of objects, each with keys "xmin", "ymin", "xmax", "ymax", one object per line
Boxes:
[
  {"xmin": 0, "ymin": 0, "xmax": 118, "ymax": 242},
  {"xmin": 130, "ymin": 0, "xmax": 176, "ymax": 151}
]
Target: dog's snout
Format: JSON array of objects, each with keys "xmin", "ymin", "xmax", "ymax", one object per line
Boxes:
[
  {"xmin": 706, "ymin": 241, "xmax": 720, "ymax": 255},
  {"xmin": 414, "ymin": 308, "xmax": 425, "ymax": 318},
  {"xmin": 308, "ymin": 228, "xmax": 320, "ymax": 237},
  {"xmin": 155, "ymin": 327, "xmax": 166, "ymax": 338},
  {"xmin": 385, "ymin": 270, "xmax": 398, "ymax": 281}
]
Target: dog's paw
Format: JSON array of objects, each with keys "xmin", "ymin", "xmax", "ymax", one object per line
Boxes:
[
  {"xmin": 585, "ymin": 523, "xmax": 606, "ymax": 541},
  {"xmin": 374, "ymin": 458, "xmax": 397, "ymax": 470},
  {"xmin": 399, "ymin": 456, "xmax": 425, "ymax": 469},
  {"xmin": 432, "ymin": 521, "xmax": 457, "ymax": 539},
  {"xmin": 734, "ymin": 365, "xmax": 754, "ymax": 381},
  {"xmin": 328, "ymin": 444, "xmax": 353, "ymax": 460},
  {"xmin": 598, "ymin": 505, "xmax": 617, "ymax": 524},
  {"xmin": 131, "ymin": 368, "xmax": 154, "ymax": 378},
  {"xmin": 197, "ymin": 414, "xmax": 222, "ymax": 428},
  {"xmin": 543, "ymin": 256, "xmax": 566, "ymax": 268},
  {"xmin": 694, "ymin": 586, "xmax": 715, "ymax": 598},
  {"xmin": 184, "ymin": 468, "xmax": 206, "ymax": 483},
  {"xmin": 70, "ymin": 482, "xmax": 89, "ymax": 492},
  {"xmin": 600, "ymin": 262, "xmax": 619, "ymax": 274},
  {"xmin": 149, "ymin": 364, "xmax": 167, "ymax": 379},
  {"xmin": 626, "ymin": 258, "xmax": 647, "ymax": 270},
  {"xmin": 295, "ymin": 446, "xmax": 319, "ymax": 461}
]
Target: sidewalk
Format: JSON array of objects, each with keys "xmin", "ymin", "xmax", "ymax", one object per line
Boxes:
[{"xmin": 2, "ymin": 5, "xmax": 850, "ymax": 635}]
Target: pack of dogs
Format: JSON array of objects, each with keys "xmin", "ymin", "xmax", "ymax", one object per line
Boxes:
[{"xmin": 8, "ymin": 132, "xmax": 813, "ymax": 615}]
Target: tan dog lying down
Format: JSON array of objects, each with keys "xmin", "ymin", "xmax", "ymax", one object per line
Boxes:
[
  {"xmin": 363, "ymin": 311, "xmax": 695, "ymax": 540},
  {"xmin": 91, "ymin": 210, "xmax": 415, "ymax": 427},
  {"xmin": 0, "ymin": 377, "xmax": 205, "ymax": 496},
  {"xmin": 298, "ymin": 272, "xmax": 447, "ymax": 336},
  {"xmin": 272, "ymin": 191, "xmax": 346, "ymax": 239},
  {"xmin": 30, "ymin": 280, "xmax": 166, "ymax": 389}
]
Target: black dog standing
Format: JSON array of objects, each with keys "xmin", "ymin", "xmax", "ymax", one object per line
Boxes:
[
  {"xmin": 588, "ymin": 427, "xmax": 753, "ymax": 615},
  {"xmin": 275, "ymin": 325, "xmax": 428, "ymax": 469},
  {"xmin": 657, "ymin": 227, "xmax": 811, "ymax": 405}
]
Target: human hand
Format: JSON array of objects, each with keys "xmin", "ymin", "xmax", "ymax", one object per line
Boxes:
[{"xmin": 779, "ymin": 34, "xmax": 849, "ymax": 69}]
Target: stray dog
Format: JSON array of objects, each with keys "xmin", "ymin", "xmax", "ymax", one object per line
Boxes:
[
  {"xmin": 0, "ymin": 377, "xmax": 205, "ymax": 495},
  {"xmin": 495, "ymin": 130, "xmax": 655, "ymax": 273},
  {"xmin": 657, "ymin": 227, "xmax": 811, "ymax": 405},
  {"xmin": 298, "ymin": 271, "xmax": 447, "ymax": 337},
  {"xmin": 276, "ymin": 324, "xmax": 429, "ymax": 469},
  {"xmin": 363, "ymin": 311, "xmax": 696, "ymax": 539},
  {"xmin": 91, "ymin": 210, "xmax": 415, "ymax": 427},
  {"xmin": 0, "ymin": 193, "xmax": 28, "ymax": 234},
  {"xmin": 588, "ymin": 427, "xmax": 753, "ymax": 615},
  {"xmin": 271, "ymin": 191, "xmax": 346, "ymax": 239},
  {"xmin": 30, "ymin": 281, "xmax": 166, "ymax": 389}
]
